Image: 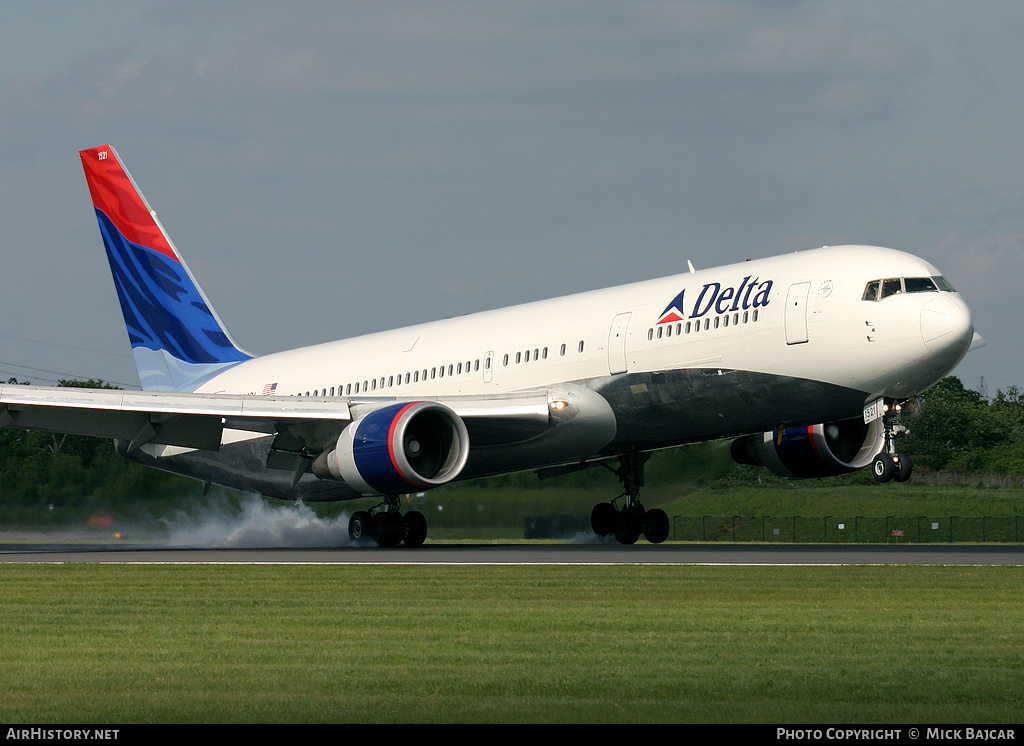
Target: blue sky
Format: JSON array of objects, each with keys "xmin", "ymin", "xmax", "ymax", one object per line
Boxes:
[{"xmin": 0, "ymin": 1, "xmax": 1020, "ymax": 395}]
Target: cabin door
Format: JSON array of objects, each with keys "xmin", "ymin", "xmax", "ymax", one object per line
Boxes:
[
  {"xmin": 608, "ymin": 312, "xmax": 631, "ymax": 374},
  {"xmin": 785, "ymin": 282, "xmax": 811, "ymax": 344}
]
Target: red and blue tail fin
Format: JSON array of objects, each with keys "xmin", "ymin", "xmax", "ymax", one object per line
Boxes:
[{"xmin": 80, "ymin": 144, "xmax": 251, "ymax": 391}]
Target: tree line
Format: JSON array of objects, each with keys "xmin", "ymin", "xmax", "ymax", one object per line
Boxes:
[
  {"xmin": 903, "ymin": 376, "xmax": 1024, "ymax": 474},
  {"xmin": 0, "ymin": 379, "xmax": 195, "ymax": 512}
]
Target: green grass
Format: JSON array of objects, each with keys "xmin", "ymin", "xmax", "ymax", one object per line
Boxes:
[{"xmin": 1, "ymin": 564, "xmax": 1021, "ymax": 723}]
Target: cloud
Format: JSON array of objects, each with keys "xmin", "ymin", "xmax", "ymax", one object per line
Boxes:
[
  {"xmin": 927, "ymin": 233, "xmax": 1024, "ymax": 303},
  {"xmin": 0, "ymin": 1, "xmax": 1020, "ymax": 388}
]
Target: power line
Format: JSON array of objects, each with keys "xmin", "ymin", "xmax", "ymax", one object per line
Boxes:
[
  {"xmin": 0, "ymin": 360, "xmax": 138, "ymax": 389},
  {"xmin": 0, "ymin": 332, "xmax": 132, "ymax": 359}
]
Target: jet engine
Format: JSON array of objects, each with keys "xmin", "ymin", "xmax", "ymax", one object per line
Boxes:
[
  {"xmin": 313, "ymin": 401, "xmax": 470, "ymax": 495},
  {"xmin": 731, "ymin": 417, "xmax": 885, "ymax": 479}
]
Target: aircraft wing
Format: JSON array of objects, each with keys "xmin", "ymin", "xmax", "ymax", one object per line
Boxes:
[{"xmin": 0, "ymin": 384, "xmax": 554, "ymax": 455}]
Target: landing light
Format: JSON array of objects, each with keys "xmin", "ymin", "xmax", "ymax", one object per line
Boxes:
[{"xmin": 550, "ymin": 400, "xmax": 569, "ymax": 411}]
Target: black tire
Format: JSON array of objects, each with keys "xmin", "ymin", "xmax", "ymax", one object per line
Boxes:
[
  {"xmin": 613, "ymin": 511, "xmax": 641, "ymax": 545},
  {"xmin": 644, "ymin": 508, "xmax": 670, "ymax": 544},
  {"xmin": 872, "ymin": 454, "xmax": 893, "ymax": 483},
  {"xmin": 404, "ymin": 511, "xmax": 428, "ymax": 548},
  {"xmin": 375, "ymin": 513, "xmax": 404, "ymax": 547},
  {"xmin": 893, "ymin": 454, "xmax": 913, "ymax": 482},
  {"xmin": 349, "ymin": 511, "xmax": 375, "ymax": 545},
  {"xmin": 591, "ymin": 502, "xmax": 616, "ymax": 536}
]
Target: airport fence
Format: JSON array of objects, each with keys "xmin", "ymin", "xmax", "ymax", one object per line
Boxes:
[
  {"xmin": 519, "ymin": 514, "xmax": 1024, "ymax": 542},
  {"xmin": 668, "ymin": 514, "xmax": 1024, "ymax": 544}
]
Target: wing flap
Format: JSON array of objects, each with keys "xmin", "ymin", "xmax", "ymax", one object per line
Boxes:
[
  {"xmin": 2, "ymin": 405, "xmax": 224, "ymax": 452},
  {"xmin": 0, "ymin": 385, "xmax": 353, "ymax": 452}
]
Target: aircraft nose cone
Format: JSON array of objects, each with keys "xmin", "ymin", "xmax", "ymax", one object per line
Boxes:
[{"xmin": 921, "ymin": 294, "xmax": 973, "ymax": 361}]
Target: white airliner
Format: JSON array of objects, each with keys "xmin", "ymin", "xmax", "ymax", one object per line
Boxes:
[{"xmin": 0, "ymin": 144, "xmax": 976, "ymax": 546}]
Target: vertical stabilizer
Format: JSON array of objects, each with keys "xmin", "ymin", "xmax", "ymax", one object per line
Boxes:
[{"xmin": 80, "ymin": 145, "xmax": 251, "ymax": 391}]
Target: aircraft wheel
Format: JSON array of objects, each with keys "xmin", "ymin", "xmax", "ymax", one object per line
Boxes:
[
  {"xmin": 349, "ymin": 511, "xmax": 375, "ymax": 545},
  {"xmin": 613, "ymin": 510, "xmax": 641, "ymax": 545},
  {"xmin": 644, "ymin": 508, "xmax": 670, "ymax": 544},
  {"xmin": 893, "ymin": 454, "xmax": 913, "ymax": 483},
  {"xmin": 404, "ymin": 511, "xmax": 427, "ymax": 548},
  {"xmin": 872, "ymin": 454, "xmax": 894, "ymax": 483},
  {"xmin": 376, "ymin": 513, "xmax": 404, "ymax": 547},
  {"xmin": 591, "ymin": 502, "xmax": 616, "ymax": 537}
]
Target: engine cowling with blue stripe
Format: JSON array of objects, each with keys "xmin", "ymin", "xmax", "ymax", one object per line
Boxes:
[
  {"xmin": 730, "ymin": 417, "xmax": 885, "ymax": 479},
  {"xmin": 314, "ymin": 401, "xmax": 470, "ymax": 495}
]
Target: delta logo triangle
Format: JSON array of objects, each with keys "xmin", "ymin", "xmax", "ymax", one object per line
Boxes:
[{"xmin": 657, "ymin": 290, "xmax": 686, "ymax": 324}]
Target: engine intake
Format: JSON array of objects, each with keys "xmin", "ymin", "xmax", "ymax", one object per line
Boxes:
[
  {"xmin": 731, "ymin": 417, "xmax": 885, "ymax": 479},
  {"xmin": 313, "ymin": 401, "xmax": 470, "ymax": 495}
]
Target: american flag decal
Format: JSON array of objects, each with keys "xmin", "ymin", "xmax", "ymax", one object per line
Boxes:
[{"xmin": 262, "ymin": 382, "xmax": 278, "ymax": 395}]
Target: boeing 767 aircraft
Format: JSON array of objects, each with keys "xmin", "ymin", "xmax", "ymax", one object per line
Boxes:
[{"xmin": 0, "ymin": 145, "xmax": 976, "ymax": 546}]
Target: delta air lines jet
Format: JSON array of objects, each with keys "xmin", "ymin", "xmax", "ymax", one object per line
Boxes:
[{"xmin": 0, "ymin": 145, "xmax": 976, "ymax": 546}]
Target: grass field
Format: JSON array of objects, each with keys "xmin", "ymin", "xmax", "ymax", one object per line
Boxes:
[{"xmin": 1, "ymin": 563, "xmax": 1021, "ymax": 723}]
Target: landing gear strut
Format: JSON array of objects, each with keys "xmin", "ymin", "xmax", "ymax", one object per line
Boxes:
[
  {"xmin": 872, "ymin": 400, "xmax": 912, "ymax": 483},
  {"xmin": 590, "ymin": 453, "xmax": 670, "ymax": 544},
  {"xmin": 349, "ymin": 496, "xmax": 427, "ymax": 547}
]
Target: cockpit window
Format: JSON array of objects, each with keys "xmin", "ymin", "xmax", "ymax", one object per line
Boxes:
[
  {"xmin": 904, "ymin": 277, "xmax": 938, "ymax": 293},
  {"xmin": 863, "ymin": 275, "xmax": 954, "ymax": 301},
  {"xmin": 880, "ymin": 278, "xmax": 903, "ymax": 298}
]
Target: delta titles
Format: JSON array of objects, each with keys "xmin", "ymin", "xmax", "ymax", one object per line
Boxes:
[{"xmin": 657, "ymin": 275, "xmax": 773, "ymax": 324}]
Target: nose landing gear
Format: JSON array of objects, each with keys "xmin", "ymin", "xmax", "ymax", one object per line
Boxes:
[{"xmin": 872, "ymin": 401, "xmax": 912, "ymax": 483}]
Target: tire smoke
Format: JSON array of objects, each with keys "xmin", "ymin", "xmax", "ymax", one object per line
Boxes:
[{"xmin": 160, "ymin": 494, "xmax": 350, "ymax": 548}]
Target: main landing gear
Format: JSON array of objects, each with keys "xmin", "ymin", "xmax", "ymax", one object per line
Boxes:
[
  {"xmin": 872, "ymin": 401, "xmax": 912, "ymax": 483},
  {"xmin": 590, "ymin": 453, "xmax": 670, "ymax": 544},
  {"xmin": 349, "ymin": 496, "xmax": 427, "ymax": 548}
]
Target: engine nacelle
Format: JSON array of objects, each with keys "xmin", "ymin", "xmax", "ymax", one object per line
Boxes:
[
  {"xmin": 313, "ymin": 401, "xmax": 470, "ymax": 495},
  {"xmin": 731, "ymin": 417, "xmax": 885, "ymax": 479}
]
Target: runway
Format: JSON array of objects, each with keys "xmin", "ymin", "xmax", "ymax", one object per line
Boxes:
[{"xmin": 1, "ymin": 542, "xmax": 1022, "ymax": 565}]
